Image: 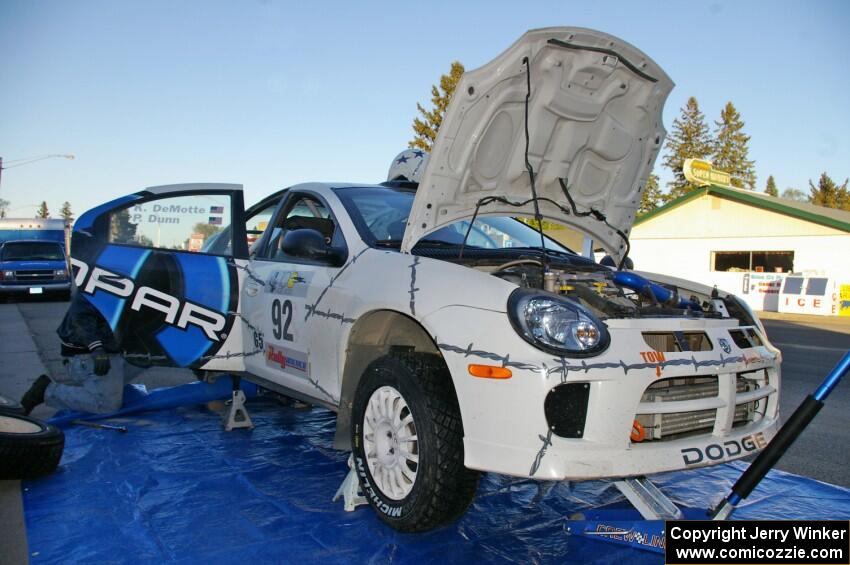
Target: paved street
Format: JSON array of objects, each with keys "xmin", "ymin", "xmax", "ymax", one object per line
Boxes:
[
  {"xmin": 0, "ymin": 299, "xmax": 848, "ymax": 487},
  {"xmin": 759, "ymin": 313, "xmax": 850, "ymax": 487},
  {"xmin": 0, "ymin": 297, "xmax": 196, "ymax": 422}
]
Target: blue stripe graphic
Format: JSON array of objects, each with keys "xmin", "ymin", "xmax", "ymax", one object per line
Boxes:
[
  {"xmin": 74, "ymin": 194, "xmax": 140, "ymax": 232},
  {"xmin": 155, "ymin": 254, "xmax": 230, "ymax": 367},
  {"xmin": 83, "ymin": 246, "xmax": 151, "ymax": 331}
]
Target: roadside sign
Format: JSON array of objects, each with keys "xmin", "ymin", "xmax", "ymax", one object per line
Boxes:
[{"xmin": 683, "ymin": 158, "xmax": 732, "ymax": 188}]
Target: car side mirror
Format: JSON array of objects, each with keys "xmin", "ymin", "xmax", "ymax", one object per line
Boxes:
[{"xmin": 281, "ymin": 228, "xmax": 346, "ymax": 266}]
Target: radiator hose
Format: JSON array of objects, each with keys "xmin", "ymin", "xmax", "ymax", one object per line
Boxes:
[{"xmin": 612, "ymin": 271, "xmax": 701, "ymax": 311}]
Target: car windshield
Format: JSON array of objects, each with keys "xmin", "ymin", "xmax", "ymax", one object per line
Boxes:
[
  {"xmin": 336, "ymin": 186, "xmax": 573, "ymax": 252},
  {"xmin": 1, "ymin": 241, "xmax": 65, "ymax": 261}
]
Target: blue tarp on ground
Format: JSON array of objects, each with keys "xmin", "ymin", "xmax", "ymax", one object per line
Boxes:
[{"xmin": 23, "ymin": 389, "xmax": 850, "ymax": 564}]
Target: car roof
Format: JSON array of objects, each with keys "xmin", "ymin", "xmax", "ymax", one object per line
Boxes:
[{"xmin": 1, "ymin": 239, "xmax": 64, "ymax": 245}]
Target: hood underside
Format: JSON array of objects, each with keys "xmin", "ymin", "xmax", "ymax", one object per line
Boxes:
[{"xmin": 401, "ymin": 27, "xmax": 674, "ymax": 258}]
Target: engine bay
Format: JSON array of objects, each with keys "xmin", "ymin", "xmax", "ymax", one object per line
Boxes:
[{"xmin": 486, "ymin": 258, "xmax": 748, "ymax": 323}]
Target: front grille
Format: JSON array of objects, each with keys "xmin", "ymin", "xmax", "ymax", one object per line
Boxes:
[
  {"xmin": 641, "ymin": 332, "xmax": 712, "ymax": 352},
  {"xmin": 632, "ymin": 373, "xmax": 767, "ymax": 443},
  {"xmin": 12, "ymin": 269, "xmax": 54, "ymax": 282},
  {"xmin": 641, "ymin": 376, "xmax": 719, "ymax": 401}
]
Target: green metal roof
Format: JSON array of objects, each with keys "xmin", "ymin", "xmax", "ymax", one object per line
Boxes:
[{"xmin": 634, "ymin": 185, "xmax": 850, "ymax": 233}]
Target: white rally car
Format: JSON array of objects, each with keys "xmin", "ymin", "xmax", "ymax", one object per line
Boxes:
[{"xmin": 70, "ymin": 27, "xmax": 780, "ymax": 531}]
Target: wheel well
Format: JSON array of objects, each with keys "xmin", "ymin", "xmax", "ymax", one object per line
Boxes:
[{"xmin": 333, "ymin": 310, "xmax": 442, "ymax": 450}]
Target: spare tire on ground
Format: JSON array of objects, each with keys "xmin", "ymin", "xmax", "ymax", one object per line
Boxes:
[
  {"xmin": 0, "ymin": 413, "xmax": 64, "ymax": 480},
  {"xmin": 0, "ymin": 393, "xmax": 25, "ymax": 414}
]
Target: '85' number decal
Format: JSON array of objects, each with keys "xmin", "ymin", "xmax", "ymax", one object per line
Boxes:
[{"xmin": 271, "ymin": 299, "xmax": 294, "ymax": 341}]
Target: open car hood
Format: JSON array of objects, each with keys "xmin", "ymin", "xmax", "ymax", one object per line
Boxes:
[{"xmin": 400, "ymin": 27, "xmax": 673, "ymax": 259}]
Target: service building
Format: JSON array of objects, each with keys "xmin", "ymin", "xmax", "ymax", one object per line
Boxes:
[{"xmin": 629, "ymin": 185, "xmax": 850, "ymax": 316}]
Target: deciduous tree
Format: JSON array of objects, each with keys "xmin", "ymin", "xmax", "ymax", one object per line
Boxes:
[
  {"xmin": 110, "ymin": 209, "xmax": 137, "ymax": 244},
  {"xmin": 410, "ymin": 61, "xmax": 465, "ymax": 152},
  {"xmin": 781, "ymin": 188, "xmax": 807, "ymax": 201},
  {"xmin": 192, "ymin": 222, "xmax": 223, "ymax": 239}
]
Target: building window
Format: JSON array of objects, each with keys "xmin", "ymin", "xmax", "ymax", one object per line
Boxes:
[{"xmin": 711, "ymin": 251, "xmax": 794, "ymax": 273}]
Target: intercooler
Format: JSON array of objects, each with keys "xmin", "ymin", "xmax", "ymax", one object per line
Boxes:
[{"xmin": 632, "ymin": 373, "xmax": 770, "ymax": 442}]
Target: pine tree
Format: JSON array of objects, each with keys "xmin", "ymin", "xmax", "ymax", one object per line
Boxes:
[
  {"xmin": 638, "ymin": 173, "xmax": 663, "ymax": 215},
  {"xmin": 60, "ymin": 201, "xmax": 74, "ymax": 223},
  {"xmin": 661, "ymin": 97, "xmax": 713, "ymax": 199},
  {"xmin": 764, "ymin": 175, "xmax": 778, "ymax": 197},
  {"xmin": 840, "ymin": 183, "xmax": 850, "ymax": 211},
  {"xmin": 36, "ymin": 201, "xmax": 49, "ymax": 218},
  {"xmin": 712, "ymin": 102, "xmax": 756, "ymax": 189},
  {"xmin": 809, "ymin": 172, "xmax": 849, "ymax": 210},
  {"xmin": 410, "ymin": 61, "xmax": 465, "ymax": 152},
  {"xmin": 0, "ymin": 198, "xmax": 8, "ymax": 218}
]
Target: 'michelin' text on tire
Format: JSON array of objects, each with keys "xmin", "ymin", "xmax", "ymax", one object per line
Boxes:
[{"xmin": 351, "ymin": 352, "xmax": 479, "ymax": 532}]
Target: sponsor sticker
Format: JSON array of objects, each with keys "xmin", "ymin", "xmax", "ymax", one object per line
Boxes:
[
  {"xmin": 266, "ymin": 270, "xmax": 312, "ymax": 298},
  {"xmin": 681, "ymin": 432, "xmax": 767, "ymax": 466},
  {"xmin": 265, "ymin": 344, "xmax": 310, "ymax": 377}
]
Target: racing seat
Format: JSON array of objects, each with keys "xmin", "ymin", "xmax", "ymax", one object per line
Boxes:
[{"xmin": 282, "ymin": 216, "xmax": 335, "ymax": 241}]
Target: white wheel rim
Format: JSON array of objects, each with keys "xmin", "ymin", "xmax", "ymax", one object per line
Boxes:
[
  {"xmin": 362, "ymin": 385, "xmax": 419, "ymax": 501},
  {"xmin": 0, "ymin": 414, "xmax": 42, "ymax": 434}
]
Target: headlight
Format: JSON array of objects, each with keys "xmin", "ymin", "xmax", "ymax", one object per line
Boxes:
[
  {"xmin": 2, "ymin": 270, "xmax": 13, "ymax": 279},
  {"xmin": 508, "ymin": 288, "xmax": 609, "ymax": 356},
  {"xmin": 55, "ymin": 269, "xmax": 67, "ymax": 277}
]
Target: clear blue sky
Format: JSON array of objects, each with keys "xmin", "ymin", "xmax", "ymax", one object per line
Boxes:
[{"xmin": 1, "ymin": 0, "xmax": 848, "ymax": 218}]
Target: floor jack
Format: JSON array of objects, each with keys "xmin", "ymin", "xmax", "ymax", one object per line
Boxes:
[
  {"xmin": 566, "ymin": 350, "xmax": 850, "ymax": 554},
  {"xmin": 223, "ymin": 375, "xmax": 254, "ymax": 431}
]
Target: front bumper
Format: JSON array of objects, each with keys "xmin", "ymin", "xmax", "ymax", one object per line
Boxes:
[
  {"xmin": 0, "ymin": 281, "xmax": 71, "ymax": 295},
  {"xmin": 423, "ymin": 306, "xmax": 781, "ymax": 481}
]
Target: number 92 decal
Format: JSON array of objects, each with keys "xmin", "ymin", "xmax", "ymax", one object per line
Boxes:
[{"xmin": 271, "ymin": 298, "xmax": 294, "ymax": 342}]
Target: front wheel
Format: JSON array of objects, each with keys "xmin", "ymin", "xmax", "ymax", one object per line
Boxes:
[{"xmin": 351, "ymin": 352, "xmax": 479, "ymax": 532}]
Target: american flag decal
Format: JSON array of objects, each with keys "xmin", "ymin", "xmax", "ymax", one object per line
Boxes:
[
  {"xmin": 209, "ymin": 206, "xmax": 224, "ymax": 214},
  {"xmin": 208, "ymin": 216, "xmax": 222, "ymax": 225}
]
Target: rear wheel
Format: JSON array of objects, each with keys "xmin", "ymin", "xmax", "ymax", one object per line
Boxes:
[
  {"xmin": 0, "ymin": 412, "xmax": 65, "ymax": 479},
  {"xmin": 351, "ymin": 352, "xmax": 479, "ymax": 532}
]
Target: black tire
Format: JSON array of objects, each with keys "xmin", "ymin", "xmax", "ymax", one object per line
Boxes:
[
  {"xmin": 351, "ymin": 352, "xmax": 480, "ymax": 532},
  {"xmin": 0, "ymin": 412, "xmax": 65, "ymax": 480},
  {"xmin": 0, "ymin": 393, "xmax": 25, "ymax": 415}
]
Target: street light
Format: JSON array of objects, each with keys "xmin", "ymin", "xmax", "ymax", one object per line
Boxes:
[{"xmin": 0, "ymin": 154, "xmax": 75, "ymax": 190}]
